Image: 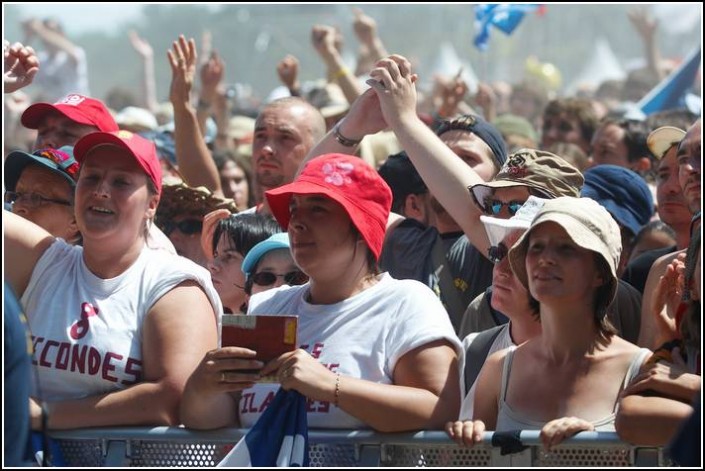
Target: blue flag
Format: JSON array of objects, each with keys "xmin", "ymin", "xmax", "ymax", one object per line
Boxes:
[
  {"xmin": 474, "ymin": 4, "xmax": 543, "ymax": 51},
  {"xmin": 638, "ymin": 48, "xmax": 702, "ymax": 115},
  {"xmin": 218, "ymin": 388, "xmax": 309, "ymax": 467}
]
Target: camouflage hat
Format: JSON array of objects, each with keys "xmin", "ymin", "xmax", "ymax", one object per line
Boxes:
[
  {"xmin": 469, "ymin": 148, "xmax": 584, "ymax": 214},
  {"xmin": 155, "ymin": 182, "xmax": 239, "ymax": 229}
]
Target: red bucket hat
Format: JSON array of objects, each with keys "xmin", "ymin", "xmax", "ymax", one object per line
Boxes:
[
  {"xmin": 265, "ymin": 154, "xmax": 392, "ymax": 260},
  {"xmin": 74, "ymin": 130, "xmax": 162, "ymax": 195},
  {"xmin": 21, "ymin": 94, "xmax": 119, "ymax": 132}
]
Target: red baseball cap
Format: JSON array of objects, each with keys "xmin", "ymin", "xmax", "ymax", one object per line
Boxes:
[
  {"xmin": 265, "ymin": 154, "xmax": 392, "ymax": 260},
  {"xmin": 74, "ymin": 131, "xmax": 162, "ymax": 195},
  {"xmin": 21, "ymin": 94, "xmax": 119, "ymax": 132}
]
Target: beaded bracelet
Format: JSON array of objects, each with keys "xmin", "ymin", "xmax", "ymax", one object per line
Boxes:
[{"xmin": 334, "ymin": 373, "xmax": 341, "ymax": 407}]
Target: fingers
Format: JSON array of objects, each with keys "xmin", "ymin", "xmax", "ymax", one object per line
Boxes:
[
  {"xmin": 445, "ymin": 421, "xmax": 484, "ymax": 447},
  {"xmin": 540, "ymin": 417, "xmax": 593, "ymax": 451}
]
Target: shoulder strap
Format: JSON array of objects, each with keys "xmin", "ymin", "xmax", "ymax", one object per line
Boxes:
[
  {"xmin": 430, "ymin": 234, "xmax": 465, "ymax": 332},
  {"xmin": 464, "ymin": 325, "xmax": 505, "ymax": 393}
]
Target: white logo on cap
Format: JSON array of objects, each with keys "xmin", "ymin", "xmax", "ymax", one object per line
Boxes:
[
  {"xmin": 57, "ymin": 94, "xmax": 86, "ymax": 106},
  {"xmin": 322, "ymin": 161, "xmax": 354, "ymax": 186}
]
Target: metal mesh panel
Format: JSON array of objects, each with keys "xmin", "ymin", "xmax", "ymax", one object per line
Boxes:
[
  {"xmin": 382, "ymin": 445, "xmax": 493, "ymax": 467},
  {"xmin": 535, "ymin": 445, "xmax": 632, "ymax": 467},
  {"xmin": 59, "ymin": 439, "xmax": 104, "ymax": 467},
  {"xmin": 308, "ymin": 443, "xmax": 357, "ymax": 467},
  {"xmin": 130, "ymin": 442, "xmax": 232, "ymax": 467}
]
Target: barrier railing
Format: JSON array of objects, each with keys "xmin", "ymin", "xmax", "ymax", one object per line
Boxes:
[{"xmin": 48, "ymin": 428, "xmax": 665, "ymax": 467}]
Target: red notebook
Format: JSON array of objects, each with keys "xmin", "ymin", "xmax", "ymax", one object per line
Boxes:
[{"xmin": 221, "ymin": 315, "xmax": 298, "ymax": 381}]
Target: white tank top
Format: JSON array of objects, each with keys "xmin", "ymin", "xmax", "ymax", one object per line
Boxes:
[{"xmin": 496, "ymin": 347, "xmax": 651, "ymax": 431}]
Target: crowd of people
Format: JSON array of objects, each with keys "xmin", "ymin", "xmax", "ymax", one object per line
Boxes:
[{"xmin": 3, "ymin": 7, "xmax": 701, "ymax": 467}]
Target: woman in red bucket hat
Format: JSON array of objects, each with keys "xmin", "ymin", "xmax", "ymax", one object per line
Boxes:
[
  {"xmin": 181, "ymin": 153, "xmax": 462, "ymax": 432},
  {"xmin": 4, "ymin": 130, "xmax": 221, "ymax": 430}
]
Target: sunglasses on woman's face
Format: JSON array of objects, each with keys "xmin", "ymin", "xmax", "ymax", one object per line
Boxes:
[
  {"xmin": 162, "ymin": 219, "xmax": 203, "ymax": 236},
  {"xmin": 484, "ymin": 199, "xmax": 523, "ymax": 216},
  {"xmin": 251, "ymin": 270, "xmax": 309, "ymax": 287}
]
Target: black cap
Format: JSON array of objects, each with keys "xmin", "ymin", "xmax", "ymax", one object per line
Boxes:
[{"xmin": 378, "ymin": 151, "xmax": 428, "ymax": 209}]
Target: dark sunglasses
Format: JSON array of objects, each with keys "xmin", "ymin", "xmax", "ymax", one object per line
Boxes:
[
  {"xmin": 487, "ymin": 243, "xmax": 508, "ymax": 264},
  {"xmin": 4, "ymin": 191, "xmax": 72, "ymax": 208},
  {"xmin": 251, "ymin": 270, "xmax": 308, "ymax": 287},
  {"xmin": 485, "ymin": 199, "xmax": 523, "ymax": 216},
  {"xmin": 162, "ymin": 219, "xmax": 203, "ymax": 236}
]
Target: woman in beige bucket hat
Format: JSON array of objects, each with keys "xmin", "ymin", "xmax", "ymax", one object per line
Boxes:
[{"xmin": 447, "ymin": 197, "xmax": 651, "ymax": 449}]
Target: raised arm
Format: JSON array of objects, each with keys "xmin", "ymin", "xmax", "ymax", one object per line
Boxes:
[
  {"xmin": 38, "ymin": 281, "xmax": 218, "ymax": 429},
  {"xmin": 367, "ymin": 55, "xmax": 491, "ymax": 255},
  {"xmin": 23, "ymin": 18, "xmax": 84, "ymax": 64},
  {"xmin": 128, "ymin": 30, "xmax": 158, "ymax": 112},
  {"xmin": 351, "ymin": 7, "xmax": 389, "ymax": 72},
  {"xmin": 311, "ymin": 25, "xmax": 362, "ymax": 104},
  {"xmin": 3, "ymin": 210, "xmax": 55, "ymax": 298},
  {"xmin": 167, "ymin": 35, "xmax": 223, "ymax": 196}
]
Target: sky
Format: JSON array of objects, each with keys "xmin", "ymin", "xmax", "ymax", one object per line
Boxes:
[
  {"xmin": 4, "ymin": 3, "xmax": 225, "ymax": 35},
  {"xmin": 5, "ymin": 3, "xmax": 144, "ymax": 34}
]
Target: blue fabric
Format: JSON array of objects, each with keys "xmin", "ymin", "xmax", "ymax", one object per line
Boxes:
[
  {"xmin": 4, "ymin": 283, "xmax": 32, "ymax": 466},
  {"xmin": 26, "ymin": 431, "xmax": 67, "ymax": 466},
  {"xmin": 474, "ymin": 4, "xmax": 542, "ymax": 51},
  {"xmin": 218, "ymin": 388, "xmax": 309, "ymax": 467},
  {"xmin": 639, "ymin": 48, "xmax": 701, "ymax": 115},
  {"xmin": 581, "ymin": 165, "xmax": 654, "ymax": 237}
]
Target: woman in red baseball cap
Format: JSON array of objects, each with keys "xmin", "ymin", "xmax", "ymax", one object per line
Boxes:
[
  {"xmin": 5, "ymin": 130, "xmax": 221, "ymax": 431},
  {"xmin": 181, "ymin": 153, "xmax": 462, "ymax": 433}
]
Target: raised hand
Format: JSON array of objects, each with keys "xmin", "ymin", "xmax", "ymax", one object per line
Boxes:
[
  {"xmin": 276, "ymin": 54, "xmax": 300, "ymax": 91},
  {"xmin": 366, "ymin": 54, "xmax": 419, "ymax": 128},
  {"xmin": 128, "ymin": 30, "xmax": 153, "ymax": 59},
  {"xmin": 200, "ymin": 51, "xmax": 225, "ymax": 99},
  {"xmin": 167, "ymin": 35, "xmax": 197, "ymax": 107},
  {"xmin": 352, "ymin": 7, "xmax": 378, "ymax": 46},
  {"xmin": 3, "ymin": 40, "xmax": 40, "ymax": 93}
]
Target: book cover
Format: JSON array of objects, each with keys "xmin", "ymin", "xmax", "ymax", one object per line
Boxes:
[{"xmin": 221, "ymin": 315, "xmax": 298, "ymax": 382}]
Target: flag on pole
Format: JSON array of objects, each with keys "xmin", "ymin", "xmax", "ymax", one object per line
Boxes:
[
  {"xmin": 638, "ymin": 48, "xmax": 702, "ymax": 115},
  {"xmin": 474, "ymin": 4, "xmax": 545, "ymax": 51},
  {"xmin": 217, "ymin": 389, "xmax": 309, "ymax": 467}
]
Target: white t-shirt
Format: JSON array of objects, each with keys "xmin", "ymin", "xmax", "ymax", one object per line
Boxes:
[
  {"xmin": 239, "ymin": 273, "xmax": 462, "ymax": 428},
  {"xmin": 458, "ymin": 325, "xmax": 515, "ymax": 420},
  {"xmin": 22, "ymin": 239, "xmax": 222, "ymax": 401}
]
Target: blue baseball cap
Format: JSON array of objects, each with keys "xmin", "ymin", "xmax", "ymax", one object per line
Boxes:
[
  {"xmin": 581, "ymin": 164, "xmax": 654, "ymax": 237},
  {"xmin": 4, "ymin": 146, "xmax": 79, "ymax": 191},
  {"xmin": 241, "ymin": 233, "xmax": 291, "ymax": 276}
]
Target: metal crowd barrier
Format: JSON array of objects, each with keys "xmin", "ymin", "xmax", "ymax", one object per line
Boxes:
[{"xmin": 48, "ymin": 428, "xmax": 666, "ymax": 467}]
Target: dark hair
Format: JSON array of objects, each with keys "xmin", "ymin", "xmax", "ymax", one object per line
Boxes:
[
  {"xmin": 543, "ymin": 98, "xmax": 599, "ymax": 146},
  {"xmin": 212, "ymin": 149, "xmax": 255, "ymax": 208},
  {"xmin": 632, "ymin": 221, "xmax": 676, "ymax": 250},
  {"xmin": 596, "ymin": 118, "xmax": 650, "ymax": 164},
  {"xmin": 645, "ymin": 109, "xmax": 698, "ymax": 134},
  {"xmin": 212, "ymin": 213, "xmax": 280, "ymax": 258}
]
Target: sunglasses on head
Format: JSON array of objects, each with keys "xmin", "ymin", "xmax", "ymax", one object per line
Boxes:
[
  {"xmin": 162, "ymin": 219, "xmax": 203, "ymax": 236},
  {"xmin": 487, "ymin": 243, "xmax": 508, "ymax": 264},
  {"xmin": 484, "ymin": 199, "xmax": 523, "ymax": 216},
  {"xmin": 251, "ymin": 270, "xmax": 309, "ymax": 287}
]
